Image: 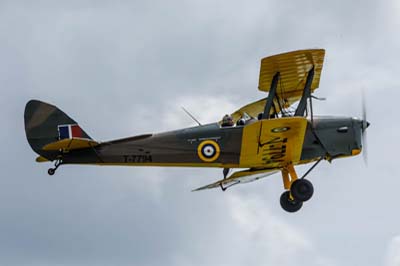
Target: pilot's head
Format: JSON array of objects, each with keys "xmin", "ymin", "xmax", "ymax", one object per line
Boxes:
[{"xmin": 222, "ymin": 114, "xmax": 234, "ymax": 127}]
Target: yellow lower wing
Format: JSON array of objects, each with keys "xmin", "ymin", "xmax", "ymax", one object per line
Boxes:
[
  {"xmin": 240, "ymin": 117, "xmax": 308, "ymax": 168},
  {"xmin": 42, "ymin": 138, "xmax": 99, "ymax": 151},
  {"xmin": 192, "ymin": 168, "xmax": 279, "ymax": 191}
]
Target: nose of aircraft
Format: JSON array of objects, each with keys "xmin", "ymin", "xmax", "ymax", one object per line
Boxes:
[
  {"xmin": 360, "ymin": 119, "xmax": 369, "ymax": 163},
  {"xmin": 361, "ymin": 120, "xmax": 370, "ymax": 132}
]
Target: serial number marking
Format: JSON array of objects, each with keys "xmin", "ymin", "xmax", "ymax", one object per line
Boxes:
[
  {"xmin": 187, "ymin": 136, "xmax": 221, "ymax": 144},
  {"xmin": 123, "ymin": 155, "xmax": 153, "ymax": 163},
  {"xmin": 259, "ymin": 137, "xmax": 287, "ymax": 164}
]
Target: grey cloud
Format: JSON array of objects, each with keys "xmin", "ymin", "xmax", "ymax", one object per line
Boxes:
[{"xmin": 1, "ymin": 0, "xmax": 399, "ymax": 265}]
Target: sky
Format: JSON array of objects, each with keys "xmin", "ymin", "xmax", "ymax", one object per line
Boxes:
[{"xmin": 1, "ymin": 0, "xmax": 400, "ymax": 265}]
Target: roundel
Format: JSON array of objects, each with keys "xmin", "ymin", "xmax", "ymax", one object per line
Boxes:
[
  {"xmin": 271, "ymin": 126, "xmax": 290, "ymax": 133},
  {"xmin": 197, "ymin": 140, "xmax": 220, "ymax": 162}
]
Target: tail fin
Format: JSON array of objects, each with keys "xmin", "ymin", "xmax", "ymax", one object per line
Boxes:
[{"xmin": 24, "ymin": 100, "xmax": 93, "ymax": 161}]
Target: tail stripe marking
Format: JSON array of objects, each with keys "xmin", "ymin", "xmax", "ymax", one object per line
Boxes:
[{"xmin": 58, "ymin": 124, "xmax": 83, "ymax": 140}]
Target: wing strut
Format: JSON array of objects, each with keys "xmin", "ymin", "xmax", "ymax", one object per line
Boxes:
[
  {"xmin": 262, "ymin": 72, "xmax": 280, "ymax": 119},
  {"xmin": 294, "ymin": 66, "xmax": 315, "ymax": 117}
]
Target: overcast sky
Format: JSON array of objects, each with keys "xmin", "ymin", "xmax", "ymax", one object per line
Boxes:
[{"xmin": 1, "ymin": 0, "xmax": 400, "ymax": 265}]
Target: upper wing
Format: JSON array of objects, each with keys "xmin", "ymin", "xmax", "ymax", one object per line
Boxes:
[
  {"xmin": 229, "ymin": 97, "xmax": 301, "ymax": 123},
  {"xmin": 227, "ymin": 49, "xmax": 325, "ymax": 123},
  {"xmin": 259, "ymin": 49, "xmax": 325, "ymax": 100},
  {"xmin": 229, "ymin": 98, "xmax": 266, "ymax": 123}
]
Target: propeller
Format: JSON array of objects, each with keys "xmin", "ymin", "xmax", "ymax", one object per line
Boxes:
[{"xmin": 361, "ymin": 90, "xmax": 370, "ymax": 164}]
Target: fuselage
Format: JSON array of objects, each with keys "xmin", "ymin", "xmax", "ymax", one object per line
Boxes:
[{"xmin": 61, "ymin": 116, "xmax": 364, "ymax": 169}]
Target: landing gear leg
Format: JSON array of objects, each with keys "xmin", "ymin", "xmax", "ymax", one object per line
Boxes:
[
  {"xmin": 220, "ymin": 168, "xmax": 230, "ymax": 191},
  {"xmin": 290, "ymin": 158, "xmax": 322, "ymax": 202},
  {"xmin": 48, "ymin": 159, "xmax": 62, "ymax": 176},
  {"xmin": 279, "ymin": 160, "xmax": 321, "ymax": 212},
  {"xmin": 280, "ymin": 164, "xmax": 304, "ymax": 212}
]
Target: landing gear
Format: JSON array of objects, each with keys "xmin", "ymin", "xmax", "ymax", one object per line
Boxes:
[
  {"xmin": 279, "ymin": 179, "xmax": 313, "ymax": 213},
  {"xmin": 280, "ymin": 191, "xmax": 303, "ymax": 212},
  {"xmin": 48, "ymin": 159, "xmax": 62, "ymax": 176},
  {"xmin": 219, "ymin": 168, "xmax": 230, "ymax": 191},
  {"xmin": 279, "ymin": 159, "xmax": 322, "ymax": 213},
  {"xmin": 48, "ymin": 168, "xmax": 56, "ymax": 175},
  {"xmin": 290, "ymin": 179, "xmax": 314, "ymax": 202}
]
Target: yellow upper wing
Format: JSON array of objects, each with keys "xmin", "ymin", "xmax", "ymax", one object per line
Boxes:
[
  {"xmin": 229, "ymin": 97, "xmax": 302, "ymax": 123},
  {"xmin": 229, "ymin": 98, "xmax": 267, "ymax": 123},
  {"xmin": 226, "ymin": 49, "xmax": 325, "ymax": 123},
  {"xmin": 259, "ymin": 49, "xmax": 325, "ymax": 99}
]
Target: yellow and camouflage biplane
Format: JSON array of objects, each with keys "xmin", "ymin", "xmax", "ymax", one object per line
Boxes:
[{"xmin": 24, "ymin": 49, "xmax": 369, "ymax": 212}]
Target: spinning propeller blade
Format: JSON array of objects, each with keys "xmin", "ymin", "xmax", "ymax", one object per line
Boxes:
[{"xmin": 361, "ymin": 90, "xmax": 370, "ymax": 164}]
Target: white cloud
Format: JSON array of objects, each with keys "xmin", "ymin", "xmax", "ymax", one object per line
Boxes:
[
  {"xmin": 1, "ymin": 0, "xmax": 400, "ymax": 265},
  {"xmin": 163, "ymin": 95, "xmax": 237, "ymax": 130},
  {"xmin": 226, "ymin": 194, "xmax": 336, "ymax": 266},
  {"xmin": 169, "ymin": 193, "xmax": 337, "ymax": 266},
  {"xmin": 385, "ymin": 236, "xmax": 400, "ymax": 266}
]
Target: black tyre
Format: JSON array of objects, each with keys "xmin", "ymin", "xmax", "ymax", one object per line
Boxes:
[
  {"xmin": 290, "ymin": 179, "xmax": 314, "ymax": 202},
  {"xmin": 48, "ymin": 168, "xmax": 55, "ymax": 176},
  {"xmin": 280, "ymin": 191, "xmax": 303, "ymax": 213}
]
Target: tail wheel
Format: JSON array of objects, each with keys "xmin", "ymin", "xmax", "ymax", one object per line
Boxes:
[
  {"xmin": 290, "ymin": 179, "xmax": 314, "ymax": 202},
  {"xmin": 47, "ymin": 159, "xmax": 62, "ymax": 176},
  {"xmin": 48, "ymin": 168, "xmax": 55, "ymax": 176},
  {"xmin": 280, "ymin": 191, "xmax": 303, "ymax": 213}
]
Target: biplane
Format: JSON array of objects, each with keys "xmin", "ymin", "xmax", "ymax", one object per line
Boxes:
[{"xmin": 24, "ymin": 49, "xmax": 369, "ymax": 212}]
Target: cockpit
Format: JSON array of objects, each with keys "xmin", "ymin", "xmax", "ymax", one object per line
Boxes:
[{"xmin": 220, "ymin": 112, "xmax": 257, "ymax": 128}]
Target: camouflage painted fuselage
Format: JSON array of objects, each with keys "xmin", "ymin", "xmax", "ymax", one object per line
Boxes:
[
  {"xmin": 60, "ymin": 116, "xmax": 363, "ymax": 169},
  {"xmin": 24, "ymin": 100, "xmax": 363, "ymax": 169}
]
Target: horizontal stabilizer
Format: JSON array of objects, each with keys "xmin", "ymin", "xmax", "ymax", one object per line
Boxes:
[
  {"xmin": 36, "ymin": 156, "xmax": 49, "ymax": 162},
  {"xmin": 193, "ymin": 168, "xmax": 278, "ymax": 191},
  {"xmin": 42, "ymin": 138, "xmax": 99, "ymax": 151}
]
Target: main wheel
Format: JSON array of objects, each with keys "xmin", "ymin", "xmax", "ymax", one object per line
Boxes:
[
  {"xmin": 290, "ymin": 179, "xmax": 314, "ymax": 202},
  {"xmin": 48, "ymin": 168, "xmax": 55, "ymax": 176},
  {"xmin": 280, "ymin": 191, "xmax": 303, "ymax": 213}
]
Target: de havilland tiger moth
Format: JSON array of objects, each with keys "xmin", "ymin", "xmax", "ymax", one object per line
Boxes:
[{"xmin": 24, "ymin": 49, "xmax": 370, "ymax": 212}]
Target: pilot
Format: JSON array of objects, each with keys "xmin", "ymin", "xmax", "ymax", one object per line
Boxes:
[{"xmin": 221, "ymin": 114, "xmax": 234, "ymax": 127}]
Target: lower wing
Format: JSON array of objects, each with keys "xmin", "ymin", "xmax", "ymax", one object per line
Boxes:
[{"xmin": 193, "ymin": 168, "xmax": 279, "ymax": 191}]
